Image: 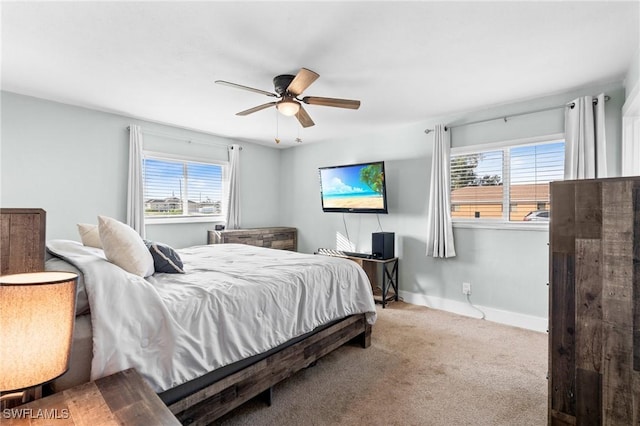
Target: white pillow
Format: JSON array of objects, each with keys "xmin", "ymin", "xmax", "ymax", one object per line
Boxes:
[
  {"xmin": 98, "ymin": 215, "xmax": 154, "ymax": 277},
  {"xmin": 77, "ymin": 223, "xmax": 103, "ymax": 248}
]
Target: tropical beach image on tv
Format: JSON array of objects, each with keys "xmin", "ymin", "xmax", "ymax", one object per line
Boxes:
[{"xmin": 319, "ymin": 161, "xmax": 388, "ymax": 213}]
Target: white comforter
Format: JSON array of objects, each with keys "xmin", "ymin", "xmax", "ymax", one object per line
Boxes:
[{"xmin": 46, "ymin": 240, "xmax": 376, "ymax": 392}]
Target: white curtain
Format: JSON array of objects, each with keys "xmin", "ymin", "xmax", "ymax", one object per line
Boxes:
[
  {"xmin": 127, "ymin": 125, "xmax": 145, "ymax": 237},
  {"xmin": 564, "ymin": 93, "xmax": 607, "ymax": 179},
  {"xmin": 225, "ymin": 144, "xmax": 241, "ymax": 229},
  {"xmin": 426, "ymin": 124, "xmax": 456, "ymax": 258}
]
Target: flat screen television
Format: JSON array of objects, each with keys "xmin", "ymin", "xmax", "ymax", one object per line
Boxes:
[{"xmin": 318, "ymin": 161, "xmax": 388, "ymax": 214}]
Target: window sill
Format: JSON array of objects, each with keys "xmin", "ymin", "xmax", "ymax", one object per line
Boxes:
[
  {"xmin": 452, "ymin": 220, "xmax": 549, "ymax": 231},
  {"xmin": 146, "ymin": 216, "xmax": 226, "ymax": 225}
]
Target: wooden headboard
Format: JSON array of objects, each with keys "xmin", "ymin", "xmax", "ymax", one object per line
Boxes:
[{"xmin": 0, "ymin": 208, "xmax": 46, "ymax": 275}]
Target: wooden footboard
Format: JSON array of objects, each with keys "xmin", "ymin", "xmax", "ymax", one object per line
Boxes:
[{"xmin": 168, "ymin": 314, "xmax": 371, "ymax": 425}]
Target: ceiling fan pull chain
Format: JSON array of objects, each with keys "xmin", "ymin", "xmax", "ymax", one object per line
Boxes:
[{"xmin": 274, "ymin": 108, "xmax": 280, "ymax": 144}]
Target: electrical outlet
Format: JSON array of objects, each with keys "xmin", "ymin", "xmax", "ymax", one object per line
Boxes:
[{"xmin": 462, "ymin": 282, "xmax": 471, "ymax": 295}]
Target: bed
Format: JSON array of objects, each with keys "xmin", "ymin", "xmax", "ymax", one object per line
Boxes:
[{"xmin": 44, "ymin": 233, "xmax": 376, "ymax": 423}]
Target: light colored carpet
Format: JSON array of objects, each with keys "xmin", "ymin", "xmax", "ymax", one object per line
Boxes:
[{"xmin": 216, "ymin": 302, "xmax": 548, "ymax": 425}]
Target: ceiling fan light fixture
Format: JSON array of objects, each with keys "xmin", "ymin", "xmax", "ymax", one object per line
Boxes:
[
  {"xmin": 276, "ymin": 98, "xmax": 300, "ymax": 117},
  {"xmin": 218, "ymin": 68, "xmax": 360, "ymax": 129}
]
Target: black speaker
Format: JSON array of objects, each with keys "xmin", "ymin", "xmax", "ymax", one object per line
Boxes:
[{"xmin": 372, "ymin": 232, "xmax": 395, "ymax": 260}]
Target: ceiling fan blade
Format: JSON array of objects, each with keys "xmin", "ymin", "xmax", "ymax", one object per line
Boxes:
[
  {"xmin": 287, "ymin": 68, "xmax": 320, "ymax": 96},
  {"xmin": 295, "ymin": 105, "xmax": 315, "ymax": 128},
  {"xmin": 236, "ymin": 102, "xmax": 277, "ymax": 116},
  {"xmin": 302, "ymin": 96, "xmax": 361, "ymax": 110},
  {"xmin": 215, "ymin": 80, "xmax": 278, "ymax": 97}
]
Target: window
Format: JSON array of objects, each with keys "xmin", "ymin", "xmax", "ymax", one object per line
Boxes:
[
  {"xmin": 143, "ymin": 154, "xmax": 227, "ymax": 221},
  {"xmin": 450, "ymin": 150, "xmax": 504, "ymax": 220},
  {"xmin": 450, "ymin": 137, "xmax": 564, "ymax": 224}
]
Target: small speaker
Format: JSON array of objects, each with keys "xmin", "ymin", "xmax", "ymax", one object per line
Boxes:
[{"xmin": 372, "ymin": 232, "xmax": 395, "ymax": 260}]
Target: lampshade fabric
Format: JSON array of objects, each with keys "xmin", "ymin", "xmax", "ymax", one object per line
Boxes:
[{"xmin": 0, "ymin": 271, "xmax": 77, "ymax": 392}]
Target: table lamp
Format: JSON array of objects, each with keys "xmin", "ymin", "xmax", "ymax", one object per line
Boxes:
[{"xmin": 0, "ymin": 271, "xmax": 77, "ymax": 402}]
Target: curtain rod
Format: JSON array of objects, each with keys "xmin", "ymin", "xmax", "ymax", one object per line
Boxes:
[
  {"xmin": 424, "ymin": 95, "xmax": 610, "ymax": 134},
  {"xmin": 127, "ymin": 126, "xmax": 241, "ymax": 150}
]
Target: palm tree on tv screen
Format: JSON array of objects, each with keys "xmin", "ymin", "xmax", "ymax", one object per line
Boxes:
[{"xmin": 360, "ymin": 164, "xmax": 384, "ymax": 195}]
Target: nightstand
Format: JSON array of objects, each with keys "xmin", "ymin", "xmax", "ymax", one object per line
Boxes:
[
  {"xmin": 2, "ymin": 369, "xmax": 180, "ymax": 425},
  {"xmin": 315, "ymin": 251, "xmax": 399, "ymax": 308},
  {"xmin": 349, "ymin": 257, "xmax": 399, "ymax": 308}
]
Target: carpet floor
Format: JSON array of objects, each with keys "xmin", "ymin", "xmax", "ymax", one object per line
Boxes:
[{"xmin": 216, "ymin": 301, "xmax": 548, "ymax": 426}]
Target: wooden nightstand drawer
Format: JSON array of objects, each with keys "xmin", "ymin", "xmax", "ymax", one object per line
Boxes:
[{"xmin": 208, "ymin": 227, "xmax": 297, "ymax": 251}]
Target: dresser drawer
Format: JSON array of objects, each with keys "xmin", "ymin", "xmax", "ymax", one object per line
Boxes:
[{"xmin": 208, "ymin": 227, "xmax": 297, "ymax": 251}]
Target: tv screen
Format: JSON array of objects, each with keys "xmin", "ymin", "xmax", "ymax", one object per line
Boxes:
[{"xmin": 318, "ymin": 161, "xmax": 388, "ymax": 214}]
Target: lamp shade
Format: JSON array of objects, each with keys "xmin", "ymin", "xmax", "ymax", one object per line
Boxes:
[
  {"xmin": 0, "ymin": 271, "xmax": 77, "ymax": 392},
  {"xmin": 276, "ymin": 98, "xmax": 301, "ymax": 116}
]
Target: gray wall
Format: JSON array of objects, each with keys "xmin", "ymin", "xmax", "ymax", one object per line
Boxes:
[
  {"xmin": 625, "ymin": 48, "xmax": 639, "ymax": 94},
  {"xmin": 280, "ymin": 81, "xmax": 625, "ymax": 329},
  {"xmin": 1, "ymin": 80, "xmax": 627, "ymax": 329},
  {"xmin": 0, "ymin": 92, "xmax": 282, "ymax": 248}
]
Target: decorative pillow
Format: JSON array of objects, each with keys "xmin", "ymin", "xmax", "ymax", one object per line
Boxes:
[
  {"xmin": 97, "ymin": 215, "xmax": 154, "ymax": 277},
  {"xmin": 144, "ymin": 240, "xmax": 185, "ymax": 274},
  {"xmin": 77, "ymin": 223, "xmax": 103, "ymax": 248}
]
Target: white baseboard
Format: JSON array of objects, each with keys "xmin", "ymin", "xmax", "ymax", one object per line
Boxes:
[{"xmin": 398, "ymin": 290, "xmax": 548, "ymax": 333}]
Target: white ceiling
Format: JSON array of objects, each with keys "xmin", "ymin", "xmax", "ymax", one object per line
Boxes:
[{"xmin": 2, "ymin": 1, "xmax": 639, "ymax": 147}]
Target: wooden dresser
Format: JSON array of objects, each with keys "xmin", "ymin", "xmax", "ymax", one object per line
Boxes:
[
  {"xmin": 0, "ymin": 208, "xmax": 46, "ymax": 275},
  {"xmin": 208, "ymin": 227, "xmax": 297, "ymax": 251},
  {"xmin": 548, "ymin": 177, "xmax": 640, "ymax": 425}
]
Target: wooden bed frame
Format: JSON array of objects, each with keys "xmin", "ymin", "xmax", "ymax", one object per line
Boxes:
[
  {"xmin": 168, "ymin": 314, "xmax": 371, "ymax": 424},
  {"xmin": 1, "ymin": 209, "xmax": 373, "ymax": 424}
]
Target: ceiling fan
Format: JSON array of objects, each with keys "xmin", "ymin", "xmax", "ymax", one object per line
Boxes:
[{"xmin": 215, "ymin": 68, "xmax": 360, "ymax": 128}]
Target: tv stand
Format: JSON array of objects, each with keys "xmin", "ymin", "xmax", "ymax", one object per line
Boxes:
[
  {"xmin": 316, "ymin": 248, "xmax": 373, "ymax": 259},
  {"xmin": 316, "ymin": 249, "xmax": 398, "ymax": 308}
]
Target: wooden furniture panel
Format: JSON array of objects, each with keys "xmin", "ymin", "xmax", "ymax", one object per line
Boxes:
[
  {"xmin": 549, "ymin": 177, "xmax": 640, "ymax": 425},
  {"xmin": 0, "ymin": 208, "xmax": 46, "ymax": 275},
  {"xmin": 3, "ymin": 369, "xmax": 180, "ymax": 425},
  {"xmin": 550, "ymin": 252, "xmax": 576, "ymax": 419},
  {"xmin": 167, "ymin": 314, "xmax": 371, "ymax": 424},
  {"xmin": 208, "ymin": 227, "xmax": 297, "ymax": 251}
]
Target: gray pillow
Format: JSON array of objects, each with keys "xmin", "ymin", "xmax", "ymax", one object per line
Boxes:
[{"xmin": 144, "ymin": 240, "xmax": 184, "ymax": 274}]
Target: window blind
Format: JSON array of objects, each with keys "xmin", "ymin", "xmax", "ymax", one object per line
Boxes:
[
  {"xmin": 450, "ymin": 140, "xmax": 564, "ymax": 222},
  {"xmin": 143, "ymin": 157, "xmax": 225, "ymax": 218}
]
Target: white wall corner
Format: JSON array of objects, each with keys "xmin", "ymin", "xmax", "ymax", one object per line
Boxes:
[
  {"xmin": 622, "ymin": 79, "xmax": 640, "ymax": 117},
  {"xmin": 398, "ymin": 290, "xmax": 548, "ymax": 333},
  {"xmin": 622, "ymin": 51, "xmax": 640, "ymax": 177}
]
